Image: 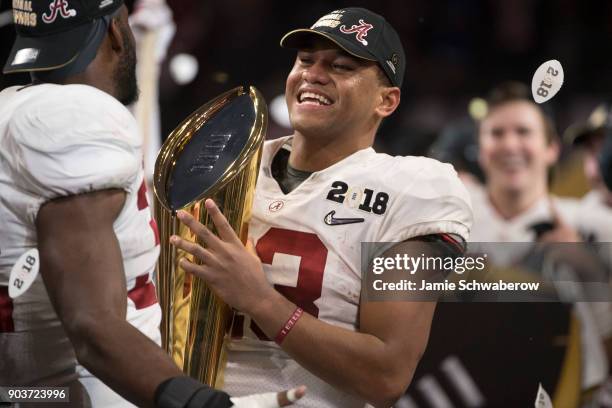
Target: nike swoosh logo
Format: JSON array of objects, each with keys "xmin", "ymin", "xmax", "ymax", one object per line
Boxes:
[{"xmin": 324, "ymin": 210, "xmax": 365, "ymax": 226}]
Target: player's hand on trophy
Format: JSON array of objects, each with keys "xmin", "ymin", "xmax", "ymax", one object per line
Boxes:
[
  {"xmin": 538, "ymin": 197, "xmax": 582, "ymax": 243},
  {"xmin": 231, "ymin": 386, "xmax": 306, "ymax": 407},
  {"xmin": 171, "ymin": 199, "xmax": 278, "ymax": 313}
]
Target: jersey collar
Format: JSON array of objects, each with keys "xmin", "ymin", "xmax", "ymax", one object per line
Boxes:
[{"xmin": 262, "ymin": 135, "xmax": 376, "ymax": 178}]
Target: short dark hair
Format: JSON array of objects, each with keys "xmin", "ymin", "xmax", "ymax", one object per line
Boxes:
[
  {"xmin": 485, "ymin": 81, "xmax": 558, "ymax": 144},
  {"xmin": 483, "ymin": 81, "xmax": 559, "ymax": 185},
  {"xmin": 375, "ymin": 65, "xmax": 392, "ymax": 87}
]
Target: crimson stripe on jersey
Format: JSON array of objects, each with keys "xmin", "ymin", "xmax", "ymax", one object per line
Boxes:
[
  {"xmin": 128, "ymin": 275, "xmax": 157, "ymax": 310},
  {"xmin": 137, "ymin": 181, "xmax": 148, "ymax": 210},
  {"xmin": 439, "ymin": 233, "xmax": 464, "ymax": 254},
  {"xmin": 231, "ymin": 314, "xmax": 245, "ymax": 339},
  {"xmin": 0, "ymin": 286, "xmax": 15, "ymax": 332}
]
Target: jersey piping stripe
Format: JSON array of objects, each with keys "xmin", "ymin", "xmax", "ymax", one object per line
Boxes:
[
  {"xmin": 127, "ymin": 275, "xmax": 157, "ymax": 310},
  {"xmin": 137, "ymin": 180, "xmax": 148, "ymax": 210},
  {"xmin": 439, "ymin": 233, "xmax": 465, "ymax": 254}
]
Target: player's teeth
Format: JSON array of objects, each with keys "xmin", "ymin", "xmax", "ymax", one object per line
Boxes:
[
  {"xmin": 299, "ymin": 92, "xmax": 331, "ymax": 105},
  {"xmin": 501, "ymin": 157, "xmax": 524, "ymax": 167}
]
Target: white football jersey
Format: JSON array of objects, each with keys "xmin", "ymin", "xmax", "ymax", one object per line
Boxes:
[
  {"xmin": 466, "ymin": 182, "xmax": 608, "ymax": 390},
  {"xmin": 221, "ymin": 136, "xmax": 473, "ymax": 408},
  {"xmin": 467, "ymin": 181, "xmax": 580, "ymax": 243},
  {"xmin": 575, "ymin": 190, "xmax": 612, "ymax": 347},
  {"xmin": 576, "ymin": 190, "xmax": 612, "ymax": 243},
  {"xmin": 0, "ymin": 84, "xmax": 160, "ymax": 406}
]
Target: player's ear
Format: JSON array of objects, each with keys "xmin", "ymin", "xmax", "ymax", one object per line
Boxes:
[
  {"xmin": 107, "ymin": 11, "xmax": 126, "ymax": 54},
  {"xmin": 545, "ymin": 138, "xmax": 560, "ymax": 166},
  {"xmin": 375, "ymin": 86, "xmax": 401, "ymax": 119}
]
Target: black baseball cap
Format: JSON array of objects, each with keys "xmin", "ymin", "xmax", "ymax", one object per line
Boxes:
[
  {"xmin": 3, "ymin": 0, "xmax": 124, "ymax": 74},
  {"xmin": 564, "ymin": 103, "xmax": 609, "ymax": 146},
  {"xmin": 280, "ymin": 7, "xmax": 406, "ymax": 88}
]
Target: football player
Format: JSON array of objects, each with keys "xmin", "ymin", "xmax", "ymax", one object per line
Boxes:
[
  {"xmin": 402, "ymin": 82, "xmax": 607, "ymax": 407},
  {"xmin": 0, "ymin": 1, "xmax": 302, "ymax": 407},
  {"xmin": 565, "ymin": 103, "xmax": 612, "ymax": 243},
  {"xmin": 565, "ymin": 103, "xmax": 612, "ymax": 405},
  {"xmin": 170, "ymin": 7, "xmax": 473, "ymax": 408},
  {"xmin": 472, "ymin": 82, "xmax": 612, "ymax": 404}
]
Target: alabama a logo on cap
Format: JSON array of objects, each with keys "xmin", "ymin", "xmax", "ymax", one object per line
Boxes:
[
  {"xmin": 339, "ymin": 19, "xmax": 373, "ymax": 46},
  {"xmin": 42, "ymin": 0, "xmax": 77, "ymax": 24}
]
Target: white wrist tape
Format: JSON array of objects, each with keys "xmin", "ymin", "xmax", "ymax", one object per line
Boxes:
[
  {"xmin": 231, "ymin": 392, "xmax": 278, "ymax": 408},
  {"xmin": 286, "ymin": 388, "xmax": 299, "ymax": 403}
]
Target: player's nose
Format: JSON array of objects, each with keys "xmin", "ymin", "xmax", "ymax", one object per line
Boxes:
[
  {"xmin": 496, "ymin": 132, "xmax": 522, "ymax": 152},
  {"xmin": 301, "ymin": 61, "xmax": 330, "ymax": 85}
]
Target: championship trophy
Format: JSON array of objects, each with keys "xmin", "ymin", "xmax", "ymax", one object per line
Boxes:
[{"xmin": 153, "ymin": 86, "xmax": 267, "ymax": 386}]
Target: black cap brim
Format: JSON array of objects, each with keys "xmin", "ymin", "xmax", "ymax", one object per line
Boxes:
[
  {"xmin": 564, "ymin": 124, "xmax": 605, "ymax": 146},
  {"xmin": 280, "ymin": 29, "xmax": 377, "ymax": 62},
  {"xmin": 3, "ymin": 21, "xmax": 95, "ymax": 74}
]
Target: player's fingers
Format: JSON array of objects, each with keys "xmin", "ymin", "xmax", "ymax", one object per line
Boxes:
[
  {"xmin": 538, "ymin": 226, "xmax": 581, "ymax": 243},
  {"xmin": 170, "ymin": 235, "xmax": 208, "ymax": 260},
  {"xmin": 171, "ymin": 237, "xmax": 220, "ymax": 268},
  {"xmin": 537, "ymin": 231, "xmax": 554, "ymax": 243},
  {"xmin": 176, "ymin": 210, "xmax": 223, "ymax": 250},
  {"xmin": 179, "ymin": 257, "xmax": 214, "ymax": 281},
  {"xmin": 204, "ymin": 199, "xmax": 241, "ymax": 244},
  {"xmin": 245, "ymin": 238, "xmax": 259, "ymax": 257},
  {"xmin": 277, "ymin": 386, "xmax": 306, "ymax": 406}
]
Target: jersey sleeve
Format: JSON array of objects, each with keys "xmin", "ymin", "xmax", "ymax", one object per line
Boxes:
[
  {"xmin": 377, "ymin": 157, "xmax": 473, "ymax": 243},
  {"xmin": 8, "ymin": 85, "xmax": 142, "ymax": 219}
]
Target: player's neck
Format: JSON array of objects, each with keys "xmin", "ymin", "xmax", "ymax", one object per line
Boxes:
[
  {"xmin": 288, "ymin": 132, "xmax": 373, "ymax": 172},
  {"xmin": 60, "ymin": 71, "xmax": 116, "ymax": 100},
  {"xmin": 30, "ymin": 69, "xmax": 115, "ymax": 98},
  {"xmin": 487, "ymin": 183, "xmax": 548, "ymax": 220}
]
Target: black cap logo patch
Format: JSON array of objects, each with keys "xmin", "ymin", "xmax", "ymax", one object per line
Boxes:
[
  {"xmin": 339, "ymin": 19, "xmax": 373, "ymax": 46},
  {"xmin": 386, "ymin": 53, "xmax": 400, "ymax": 74},
  {"xmin": 12, "ymin": 1, "xmax": 37, "ymax": 27},
  {"xmin": 42, "ymin": 0, "xmax": 77, "ymax": 24},
  {"xmin": 311, "ymin": 10, "xmax": 345, "ymax": 29}
]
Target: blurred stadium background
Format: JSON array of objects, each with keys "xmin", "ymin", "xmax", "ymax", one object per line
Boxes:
[{"xmin": 1, "ymin": 0, "xmax": 611, "ymax": 169}]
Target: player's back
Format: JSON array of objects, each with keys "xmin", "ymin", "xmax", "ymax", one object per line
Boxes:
[
  {"xmin": 0, "ymin": 84, "xmax": 160, "ymax": 405},
  {"xmin": 0, "ymin": 85, "xmax": 80, "ymax": 386}
]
